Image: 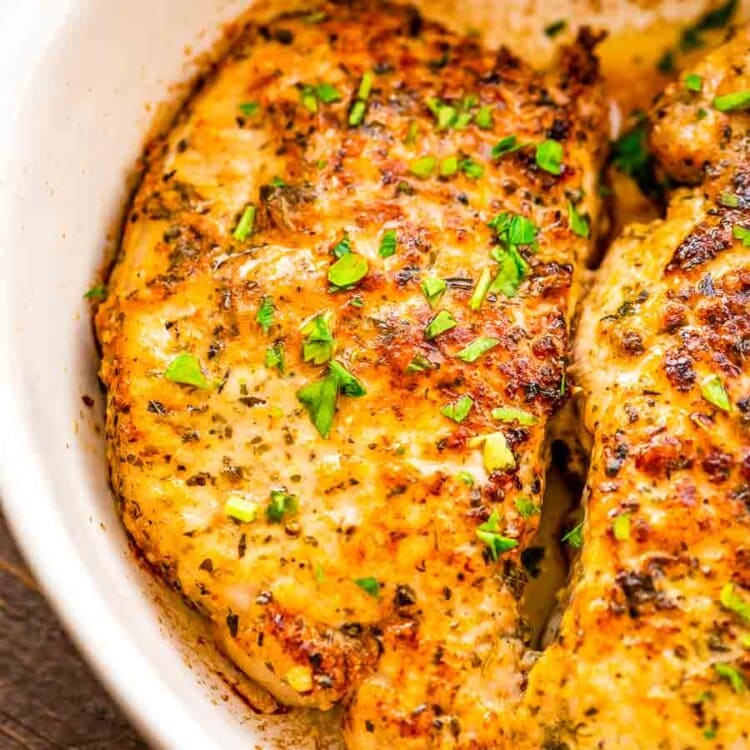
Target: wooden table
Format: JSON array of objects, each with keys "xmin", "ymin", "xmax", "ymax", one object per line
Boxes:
[{"xmin": 0, "ymin": 511, "xmax": 148, "ymax": 749}]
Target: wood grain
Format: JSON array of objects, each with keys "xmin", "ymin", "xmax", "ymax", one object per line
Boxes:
[{"xmin": 0, "ymin": 511, "xmax": 149, "ymax": 750}]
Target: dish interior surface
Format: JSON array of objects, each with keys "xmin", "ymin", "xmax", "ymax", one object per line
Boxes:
[{"xmin": 1, "ymin": 1, "xmax": 748, "ymax": 749}]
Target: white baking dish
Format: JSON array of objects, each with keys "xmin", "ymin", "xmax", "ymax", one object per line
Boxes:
[{"xmin": 0, "ymin": 1, "xmax": 724, "ymax": 748}]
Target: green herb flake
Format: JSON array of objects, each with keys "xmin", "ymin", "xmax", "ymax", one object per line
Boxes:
[
  {"xmin": 349, "ymin": 100, "xmax": 367, "ymax": 127},
  {"xmin": 492, "ymin": 406, "xmax": 537, "ymax": 425},
  {"xmin": 714, "ymin": 663, "xmax": 746, "ymax": 693},
  {"xmin": 354, "ymin": 577, "xmax": 380, "ymax": 597},
  {"xmin": 233, "ymin": 204, "xmax": 257, "ymax": 241},
  {"xmin": 562, "ymin": 521, "xmax": 584, "ymax": 548},
  {"xmin": 489, "ymin": 212, "xmax": 538, "ymax": 247},
  {"xmin": 713, "ymin": 90, "xmax": 750, "ymax": 112},
  {"xmin": 536, "ymin": 139, "xmax": 564, "ymax": 175},
  {"xmin": 300, "ymin": 86, "xmax": 318, "ymax": 113},
  {"xmin": 460, "ymin": 157, "xmax": 484, "ymax": 179},
  {"xmin": 313, "ymin": 562, "xmax": 325, "ymax": 583},
  {"xmin": 297, "ymin": 372, "xmax": 338, "ymax": 438},
  {"xmin": 332, "ymin": 234, "xmax": 352, "ymax": 258},
  {"xmin": 424, "ymin": 310, "xmax": 457, "ymax": 340},
  {"xmin": 733, "ymin": 224, "xmax": 750, "ymax": 246},
  {"xmin": 303, "ymin": 10, "xmax": 327, "ymax": 23},
  {"xmin": 568, "ymin": 201, "xmax": 590, "ymax": 238},
  {"xmin": 239, "ymin": 101, "xmax": 260, "ymax": 116},
  {"xmin": 475, "ymin": 105, "xmax": 493, "ymax": 130},
  {"xmin": 378, "ymin": 229, "xmax": 398, "ymax": 258},
  {"xmin": 164, "ymin": 353, "xmax": 208, "ymax": 389},
  {"xmin": 357, "ymin": 71, "xmax": 374, "ymax": 100},
  {"xmin": 455, "ymin": 112, "xmax": 474, "ymax": 129},
  {"xmin": 456, "ymin": 336, "xmax": 500, "ymax": 362},
  {"xmin": 405, "ymin": 353, "xmax": 435, "ymax": 374},
  {"xmin": 612, "ymin": 513, "xmax": 631, "ymax": 541},
  {"xmin": 457, "ymin": 470, "xmax": 475, "ymax": 486},
  {"xmin": 697, "ymin": 107, "xmax": 708, "ymax": 120},
  {"xmin": 476, "ymin": 510, "xmax": 518, "ymax": 561},
  {"xmin": 544, "ymin": 19, "xmax": 567, "ymax": 37},
  {"xmin": 491, "ymin": 135, "xmax": 523, "ymax": 159},
  {"xmin": 404, "ymin": 120, "xmax": 419, "ymax": 145},
  {"xmin": 328, "ymin": 360, "xmax": 366, "ymax": 397},
  {"xmin": 269, "ymin": 175, "xmax": 286, "ymax": 187},
  {"xmin": 719, "ymin": 582, "xmax": 750, "ymax": 624},
  {"xmin": 684, "ymin": 74, "xmax": 703, "ymax": 92},
  {"xmin": 440, "ymin": 155, "xmax": 459, "ymax": 177},
  {"xmin": 83, "ymin": 284, "xmax": 106, "ymax": 300},
  {"xmin": 410, "ymin": 155, "xmax": 437, "ymax": 179},
  {"xmin": 266, "ymin": 489, "xmax": 299, "ymax": 523},
  {"xmin": 256, "ymin": 295, "xmax": 275, "ymax": 334},
  {"xmin": 265, "ymin": 343, "xmax": 285, "ymax": 373},
  {"xmin": 316, "ymin": 82, "xmax": 342, "ymax": 103},
  {"xmin": 701, "ymin": 374, "xmax": 731, "ymax": 412},
  {"xmin": 469, "ymin": 268, "xmax": 493, "ymax": 311},
  {"xmin": 301, "ymin": 310, "xmax": 335, "ymax": 364},
  {"xmin": 420, "ymin": 277, "xmax": 447, "ymax": 307},
  {"xmin": 515, "ymin": 497, "xmax": 539, "ymax": 519},
  {"xmin": 441, "ymin": 394, "xmax": 474, "ymax": 423},
  {"xmin": 329, "ymin": 253, "xmax": 369, "ymax": 288},
  {"xmin": 489, "ymin": 247, "xmax": 527, "ymax": 298},
  {"xmin": 225, "ymin": 495, "xmax": 258, "ymax": 523},
  {"xmin": 719, "ymin": 191, "xmax": 740, "ymax": 207}
]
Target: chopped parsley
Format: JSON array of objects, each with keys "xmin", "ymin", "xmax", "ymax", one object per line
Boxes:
[
  {"xmin": 491, "ymin": 135, "xmax": 524, "ymax": 159},
  {"xmin": 354, "ymin": 577, "xmax": 380, "ymax": 597},
  {"xmin": 329, "ymin": 252, "xmax": 369, "ymax": 288},
  {"xmin": 349, "ymin": 72, "xmax": 373, "ymax": 126},
  {"xmin": 733, "ymin": 225, "xmax": 750, "ymax": 246},
  {"xmin": 297, "ymin": 370, "xmax": 339, "ymax": 438},
  {"xmin": 315, "ymin": 82, "xmax": 341, "ymax": 103},
  {"xmin": 475, "ymin": 106, "xmax": 493, "ymax": 130},
  {"xmin": 720, "ymin": 582, "xmax": 750, "ymax": 624},
  {"xmin": 164, "ymin": 353, "xmax": 208, "ymax": 389},
  {"xmin": 714, "ymin": 663, "xmax": 746, "ymax": 693},
  {"xmin": 440, "ymin": 155, "xmax": 459, "ymax": 177},
  {"xmin": 713, "ymin": 90, "xmax": 750, "ymax": 112},
  {"xmin": 719, "ymin": 191, "xmax": 740, "ymax": 207},
  {"xmin": 489, "ymin": 246, "xmax": 528, "ymax": 297},
  {"xmin": 256, "ymin": 295, "xmax": 275, "ymax": 334},
  {"xmin": 405, "ymin": 353, "xmax": 436, "ymax": 373},
  {"xmin": 460, "ymin": 157, "xmax": 484, "ymax": 179},
  {"xmin": 476, "ymin": 510, "xmax": 518, "ymax": 560},
  {"xmin": 329, "ymin": 359, "xmax": 366, "ymax": 396},
  {"xmin": 612, "ymin": 513, "xmax": 631, "ymax": 541},
  {"xmin": 441, "ymin": 394, "xmax": 474, "ymax": 423},
  {"xmin": 296, "ymin": 361, "xmax": 366, "ymax": 438},
  {"xmin": 301, "ymin": 310, "xmax": 335, "ymax": 364},
  {"xmin": 492, "ymin": 406, "xmax": 537, "ymax": 425},
  {"xmin": 267, "ymin": 489, "xmax": 299, "ymax": 522},
  {"xmin": 410, "ymin": 155, "xmax": 437, "ymax": 179},
  {"xmin": 568, "ymin": 201, "xmax": 590, "ymax": 238},
  {"xmin": 424, "ymin": 310, "xmax": 457, "ymax": 340},
  {"xmin": 456, "ymin": 336, "xmax": 499, "ymax": 362},
  {"xmin": 332, "ymin": 234, "xmax": 352, "ymax": 258},
  {"xmin": 313, "ymin": 562, "xmax": 325, "ymax": 583},
  {"xmin": 489, "ymin": 211, "xmax": 538, "ymax": 247},
  {"xmin": 684, "ymin": 73, "xmax": 703, "ymax": 92},
  {"xmin": 225, "ymin": 495, "xmax": 258, "ymax": 523},
  {"xmin": 562, "ymin": 521, "xmax": 583, "ymax": 548},
  {"xmin": 610, "ymin": 116, "xmax": 662, "ymax": 200},
  {"xmin": 378, "ymin": 229, "xmax": 398, "ymax": 258},
  {"xmin": 469, "ymin": 268, "xmax": 493, "ymax": 311},
  {"xmin": 544, "ymin": 19, "xmax": 567, "ymax": 37},
  {"xmin": 83, "ymin": 284, "xmax": 106, "ymax": 300},
  {"xmin": 420, "ymin": 277, "xmax": 447, "ymax": 307},
  {"xmin": 457, "ymin": 470, "xmax": 475, "ymax": 486},
  {"xmin": 233, "ymin": 204, "xmax": 257, "ymax": 241},
  {"xmin": 701, "ymin": 374, "xmax": 731, "ymax": 412},
  {"xmin": 536, "ymin": 139, "xmax": 564, "ymax": 175},
  {"xmin": 515, "ymin": 497, "xmax": 540, "ymax": 519},
  {"xmin": 239, "ymin": 101, "xmax": 260, "ymax": 116},
  {"xmin": 265, "ymin": 342, "xmax": 285, "ymax": 373}
]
